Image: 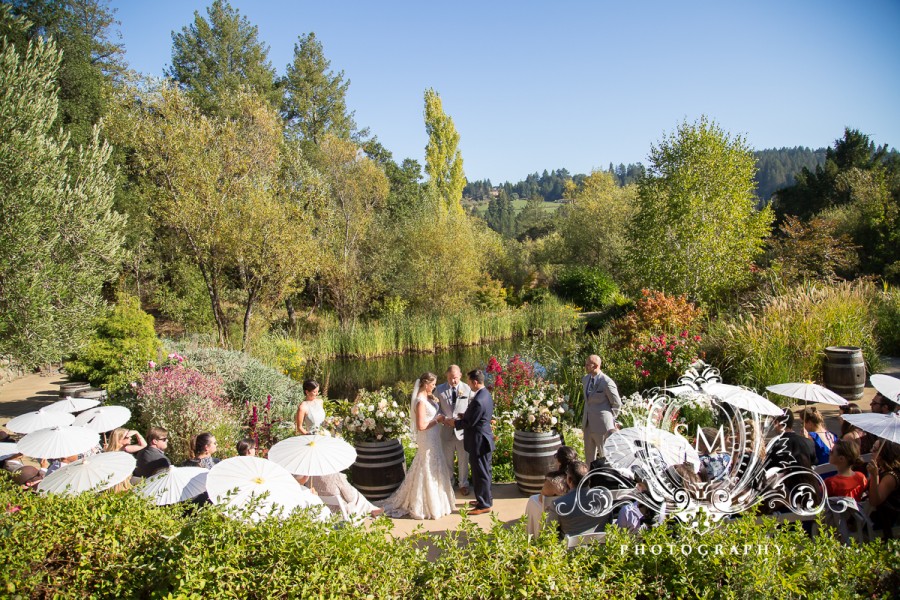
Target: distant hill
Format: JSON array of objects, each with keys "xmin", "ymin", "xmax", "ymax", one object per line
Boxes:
[{"xmin": 464, "ymin": 147, "xmax": 828, "ymax": 206}]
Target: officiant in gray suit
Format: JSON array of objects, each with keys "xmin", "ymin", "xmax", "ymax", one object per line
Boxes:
[
  {"xmin": 581, "ymin": 354, "xmax": 621, "ymax": 464},
  {"xmin": 436, "ymin": 364, "xmax": 472, "ymax": 495}
]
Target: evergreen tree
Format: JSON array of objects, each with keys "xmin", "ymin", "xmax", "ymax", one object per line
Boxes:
[
  {"xmin": 1, "ymin": 0, "xmax": 126, "ymax": 147},
  {"xmin": 167, "ymin": 0, "xmax": 278, "ymax": 116},
  {"xmin": 281, "ymin": 32, "xmax": 356, "ymax": 145}
]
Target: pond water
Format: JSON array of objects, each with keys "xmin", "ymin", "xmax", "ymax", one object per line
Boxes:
[{"xmin": 313, "ymin": 334, "xmax": 572, "ymax": 399}]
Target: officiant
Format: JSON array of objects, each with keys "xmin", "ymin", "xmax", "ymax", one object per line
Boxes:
[{"xmin": 436, "ymin": 364, "xmax": 471, "ymax": 495}]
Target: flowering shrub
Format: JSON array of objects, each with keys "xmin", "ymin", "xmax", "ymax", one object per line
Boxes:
[
  {"xmin": 243, "ymin": 394, "xmax": 296, "ymax": 457},
  {"xmin": 133, "ymin": 360, "xmax": 240, "ymax": 463},
  {"xmin": 611, "ymin": 289, "xmax": 702, "ymax": 349},
  {"xmin": 508, "ymin": 383, "xmax": 570, "ymax": 433},
  {"xmin": 332, "ymin": 388, "xmax": 407, "ymax": 444},
  {"xmin": 632, "ymin": 329, "xmax": 703, "ymax": 384},
  {"xmin": 486, "ymin": 354, "xmax": 537, "ymax": 412}
]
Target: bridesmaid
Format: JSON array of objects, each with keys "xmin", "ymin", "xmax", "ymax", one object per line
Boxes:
[{"xmin": 295, "ymin": 379, "xmax": 326, "ymax": 435}]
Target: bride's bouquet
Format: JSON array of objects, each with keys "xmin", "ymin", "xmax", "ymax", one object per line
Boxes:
[
  {"xmin": 338, "ymin": 387, "xmax": 408, "ymax": 444},
  {"xmin": 508, "ymin": 382, "xmax": 570, "ymax": 433}
]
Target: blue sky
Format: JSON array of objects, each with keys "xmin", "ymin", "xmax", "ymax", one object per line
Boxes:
[{"xmin": 110, "ymin": 0, "xmax": 900, "ymax": 183}]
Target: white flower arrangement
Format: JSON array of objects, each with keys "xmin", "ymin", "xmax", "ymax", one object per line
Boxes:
[
  {"xmin": 329, "ymin": 388, "xmax": 409, "ymax": 444},
  {"xmin": 508, "ymin": 382, "xmax": 570, "ymax": 433}
]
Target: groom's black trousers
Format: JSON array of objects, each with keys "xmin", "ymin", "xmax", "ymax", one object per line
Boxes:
[{"xmin": 470, "ymin": 451, "xmax": 493, "ymax": 508}]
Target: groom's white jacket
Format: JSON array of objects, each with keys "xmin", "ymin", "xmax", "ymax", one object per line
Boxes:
[{"xmin": 435, "ymin": 381, "xmax": 471, "ymax": 441}]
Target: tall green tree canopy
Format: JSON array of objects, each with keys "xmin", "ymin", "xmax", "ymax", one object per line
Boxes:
[
  {"xmin": 0, "ymin": 28, "xmax": 125, "ymax": 367},
  {"xmin": 625, "ymin": 117, "xmax": 772, "ymax": 303},
  {"xmin": 167, "ymin": 0, "xmax": 277, "ymax": 116},
  {"xmin": 281, "ymin": 32, "xmax": 356, "ymax": 145},
  {"xmin": 1, "ymin": 0, "xmax": 125, "ymax": 146},
  {"xmin": 423, "ymin": 88, "xmax": 464, "ymax": 214}
]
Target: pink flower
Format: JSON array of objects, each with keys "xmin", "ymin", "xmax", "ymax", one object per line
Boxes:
[
  {"xmin": 6, "ymin": 504, "xmax": 22, "ymax": 514},
  {"xmin": 666, "ymin": 357, "xmax": 673, "ymax": 363},
  {"xmin": 148, "ymin": 360, "xmax": 156, "ymax": 369},
  {"xmin": 641, "ymin": 370, "xmax": 650, "ymax": 377},
  {"xmin": 693, "ymin": 335, "xmax": 702, "ymax": 342},
  {"xmin": 680, "ymin": 330, "xmax": 688, "ymax": 338},
  {"xmin": 634, "ymin": 360, "xmax": 643, "ymax": 367}
]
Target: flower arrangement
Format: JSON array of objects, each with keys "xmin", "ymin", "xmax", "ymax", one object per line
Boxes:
[
  {"xmin": 333, "ymin": 388, "xmax": 408, "ymax": 444},
  {"xmin": 508, "ymin": 382, "xmax": 570, "ymax": 433}
]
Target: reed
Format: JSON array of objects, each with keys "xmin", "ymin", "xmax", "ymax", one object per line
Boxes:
[{"xmin": 705, "ymin": 281, "xmax": 881, "ymax": 392}]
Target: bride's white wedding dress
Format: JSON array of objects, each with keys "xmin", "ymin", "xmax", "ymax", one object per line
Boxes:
[{"xmin": 382, "ymin": 395, "xmax": 456, "ymax": 519}]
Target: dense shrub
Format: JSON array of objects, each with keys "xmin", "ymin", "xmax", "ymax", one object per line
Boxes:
[
  {"xmin": 705, "ymin": 281, "xmax": 881, "ymax": 393},
  {"xmin": 874, "ymin": 286, "xmax": 900, "ymax": 355},
  {"xmin": 133, "ymin": 360, "xmax": 241, "ymax": 462},
  {"xmin": 166, "ymin": 342, "xmax": 306, "ymax": 406},
  {"xmin": 64, "ymin": 293, "xmax": 160, "ymax": 393},
  {"xmin": 2, "ymin": 478, "xmax": 898, "ymax": 598},
  {"xmin": 610, "ymin": 289, "xmax": 703, "ymax": 349},
  {"xmin": 554, "ymin": 266, "xmax": 619, "ymax": 311},
  {"xmin": 250, "ymin": 331, "xmax": 306, "ymax": 380}
]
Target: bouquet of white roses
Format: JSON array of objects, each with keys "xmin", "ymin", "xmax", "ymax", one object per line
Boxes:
[
  {"xmin": 339, "ymin": 387, "xmax": 408, "ymax": 444},
  {"xmin": 509, "ymin": 382, "xmax": 570, "ymax": 433}
]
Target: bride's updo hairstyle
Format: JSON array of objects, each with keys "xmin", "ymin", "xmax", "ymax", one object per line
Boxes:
[{"xmin": 418, "ymin": 372, "xmax": 437, "ymax": 390}]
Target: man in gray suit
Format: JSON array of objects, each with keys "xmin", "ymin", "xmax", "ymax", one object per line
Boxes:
[
  {"xmin": 435, "ymin": 364, "xmax": 472, "ymax": 494},
  {"xmin": 581, "ymin": 354, "xmax": 621, "ymax": 464}
]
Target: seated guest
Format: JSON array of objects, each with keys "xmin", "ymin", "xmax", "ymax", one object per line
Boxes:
[
  {"xmin": 551, "ymin": 461, "xmax": 607, "ymax": 537},
  {"xmin": 839, "ymin": 404, "xmax": 875, "ymax": 455},
  {"xmin": 767, "ymin": 409, "xmax": 816, "ymax": 470},
  {"xmin": 308, "ymin": 472, "xmax": 383, "ymax": 520},
  {"xmin": 104, "ymin": 428, "xmax": 147, "ymax": 454},
  {"xmin": 697, "ymin": 427, "xmax": 731, "ymax": 482},
  {"xmin": 236, "ymin": 438, "xmax": 257, "ymax": 457},
  {"xmin": 525, "ymin": 472, "xmax": 568, "ymax": 537},
  {"xmin": 867, "ymin": 440, "xmax": 900, "ymax": 539},
  {"xmin": 134, "ymin": 427, "xmax": 172, "ymax": 478},
  {"xmin": 802, "ymin": 407, "xmax": 836, "ymax": 465},
  {"xmin": 13, "ymin": 466, "xmax": 43, "ymax": 491},
  {"xmin": 0, "ymin": 432, "xmax": 24, "ymax": 473},
  {"xmin": 45, "ymin": 454, "xmax": 79, "ymax": 476},
  {"xmin": 180, "ymin": 433, "xmax": 220, "ymax": 469},
  {"xmin": 615, "ymin": 479, "xmax": 655, "ymax": 533},
  {"xmin": 871, "ymin": 393, "xmax": 900, "ymax": 415},
  {"xmin": 825, "ymin": 440, "xmax": 867, "ymax": 501}
]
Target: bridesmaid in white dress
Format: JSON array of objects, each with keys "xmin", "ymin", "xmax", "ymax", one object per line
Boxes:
[
  {"xmin": 382, "ymin": 372, "xmax": 456, "ymax": 519},
  {"xmin": 295, "ymin": 380, "xmax": 326, "ymax": 435}
]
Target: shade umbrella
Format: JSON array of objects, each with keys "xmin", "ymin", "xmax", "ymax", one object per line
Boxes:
[
  {"xmin": 604, "ymin": 426, "xmax": 701, "ymax": 477},
  {"xmin": 16, "ymin": 425, "xmax": 99, "ymax": 459},
  {"xmin": 766, "ymin": 382, "xmax": 848, "ymax": 406},
  {"xmin": 43, "ymin": 396, "xmax": 101, "ymax": 414},
  {"xmin": 6, "ymin": 409, "xmax": 75, "ymax": 434},
  {"xmin": 73, "ymin": 406, "xmax": 131, "ymax": 433},
  {"xmin": 842, "ymin": 412, "xmax": 900, "ymax": 445},
  {"xmin": 268, "ymin": 435, "xmax": 357, "ymax": 476},
  {"xmin": 37, "ymin": 451, "xmax": 136, "ymax": 495},
  {"xmin": 206, "ymin": 456, "xmax": 328, "ymax": 522},
  {"xmin": 0, "ymin": 442, "xmax": 19, "ymax": 461},
  {"xmin": 138, "ymin": 466, "xmax": 208, "ymax": 506},
  {"xmin": 870, "ymin": 374, "xmax": 900, "ymax": 404},
  {"xmin": 701, "ymin": 382, "xmax": 783, "ymax": 417}
]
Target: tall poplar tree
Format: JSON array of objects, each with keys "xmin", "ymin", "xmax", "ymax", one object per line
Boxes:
[
  {"xmin": 423, "ymin": 88, "xmax": 464, "ymax": 214},
  {"xmin": 167, "ymin": 0, "xmax": 277, "ymax": 116}
]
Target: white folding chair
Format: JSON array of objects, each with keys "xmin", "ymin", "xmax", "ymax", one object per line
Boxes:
[{"xmin": 566, "ymin": 531, "xmax": 607, "ymax": 550}]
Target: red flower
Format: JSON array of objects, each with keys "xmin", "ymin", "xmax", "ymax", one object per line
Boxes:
[
  {"xmin": 6, "ymin": 504, "xmax": 22, "ymax": 514},
  {"xmin": 680, "ymin": 330, "xmax": 688, "ymax": 338},
  {"xmin": 666, "ymin": 357, "xmax": 673, "ymax": 363},
  {"xmin": 641, "ymin": 370, "xmax": 650, "ymax": 377},
  {"xmin": 634, "ymin": 360, "xmax": 643, "ymax": 367},
  {"xmin": 693, "ymin": 335, "xmax": 702, "ymax": 342}
]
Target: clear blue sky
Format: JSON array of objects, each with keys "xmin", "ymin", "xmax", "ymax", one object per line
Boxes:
[{"xmin": 110, "ymin": 0, "xmax": 900, "ymax": 183}]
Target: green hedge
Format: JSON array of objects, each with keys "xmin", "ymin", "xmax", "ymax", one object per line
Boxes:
[{"xmin": 1, "ymin": 479, "xmax": 897, "ymax": 598}]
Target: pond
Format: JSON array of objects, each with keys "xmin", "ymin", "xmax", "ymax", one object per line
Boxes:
[{"xmin": 311, "ymin": 334, "xmax": 572, "ymax": 399}]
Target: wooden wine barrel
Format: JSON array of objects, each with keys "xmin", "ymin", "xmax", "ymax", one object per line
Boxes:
[
  {"xmin": 823, "ymin": 346, "xmax": 866, "ymax": 400},
  {"xmin": 513, "ymin": 430, "xmax": 563, "ymax": 495},
  {"xmin": 350, "ymin": 438, "xmax": 406, "ymax": 500},
  {"xmin": 73, "ymin": 389, "xmax": 107, "ymax": 401},
  {"xmin": 59, "ymin": 382, "xmax": 90, "ymax": 398}
]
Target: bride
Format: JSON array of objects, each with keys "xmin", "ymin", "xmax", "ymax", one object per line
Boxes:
[{"xmin": 382, "ymin": 372, "xmax": 456, "ymax": 519}]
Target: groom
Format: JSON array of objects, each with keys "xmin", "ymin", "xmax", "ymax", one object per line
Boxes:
[{"xmin": 444, "ymin": 369, "xmax": 494, "ymax": 515}]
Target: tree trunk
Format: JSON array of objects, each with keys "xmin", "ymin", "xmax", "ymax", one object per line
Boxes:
[
  {"xmin": 241, "ymin": 288, "xmax": 256, "ymax": 352},
  {"xmin": 285, "ymin": 296, "xmax": 297, "ymax": 331}
]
